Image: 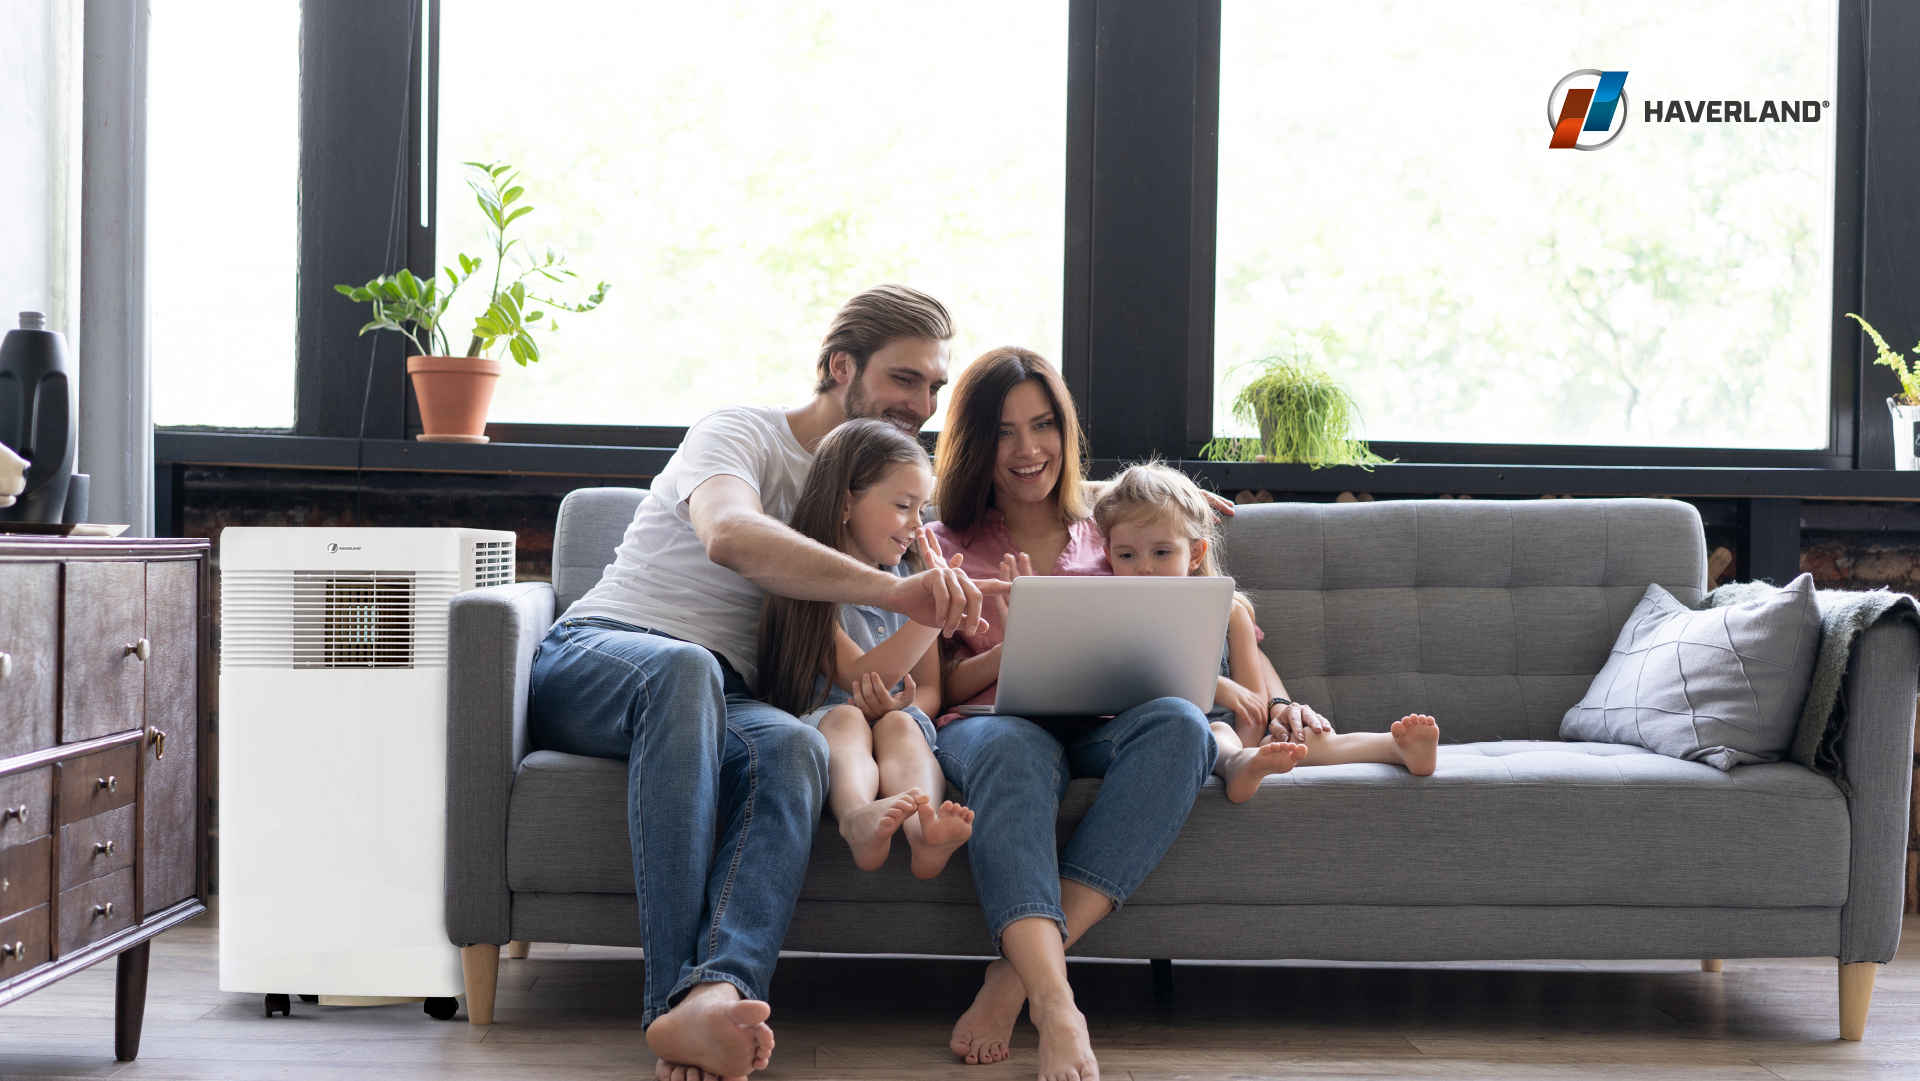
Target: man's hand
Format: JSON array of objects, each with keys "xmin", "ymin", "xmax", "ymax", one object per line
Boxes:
[
  {"xmin": 0, "ymin": 444, "xmax": 25, "ymax": 508},
  {"xmin": 884, "ymin": 525, "xmax": 1008, "ymax": 637},
  {"xmin": 850, "ymin": 672, "xmax": 915, "ymax": 722},
  {"xmin": 1268, "ymin": 700, "xmax": 1334, "ymax": 743},
  {"xmin": 1201, "ymin": 488, "xmax": 1236, "ymax": 518}
]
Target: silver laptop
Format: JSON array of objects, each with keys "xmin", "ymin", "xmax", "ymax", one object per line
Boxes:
[{"xmin": 956, "ymin": 576, "xmax": 1234, "ymax": 718}]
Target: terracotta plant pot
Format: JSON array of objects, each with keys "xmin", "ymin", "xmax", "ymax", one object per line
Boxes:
[{"xmin": 407, "ymin": 356, "xmax": 503, "ymax": 443}]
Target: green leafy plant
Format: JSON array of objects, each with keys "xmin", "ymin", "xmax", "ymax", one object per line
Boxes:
[
  {"xmin": 1201, "ymin": 336, "xmax": 1388, "ymax": 468},
  {"xmin": 334, "ymin": 161, "xmax": 610, "ymax": 364},
  {"xmin": 1848, "ymin": 312, "xmax": 1920, "ymax": 406}
]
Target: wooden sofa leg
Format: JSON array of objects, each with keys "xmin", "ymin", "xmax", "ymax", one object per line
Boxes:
[
  {"xmin": 507, "ymin": 940, "xmax": 531, "ymax": 959},
  {"xmin": 1839, "ymin": 961, "xmax": 1878, "ymax": 1041},
  {"xmin": 1700, "ymin": 959, "xmax": 1723, "ymax": 972},
  {"xmin": 462, "ymin": 944, "xmax": 501, "ymax": 1025}
]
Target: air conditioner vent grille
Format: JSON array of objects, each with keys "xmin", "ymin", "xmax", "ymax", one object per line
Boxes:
[
  {"xmin": 222, "ymin": 569, "xmax": 458, "ymax": 670},
  {"xmin": 473, "ymin": 539, "xmax": 514, "ymax": 589}
]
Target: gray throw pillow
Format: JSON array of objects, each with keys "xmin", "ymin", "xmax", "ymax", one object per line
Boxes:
[{"xmin": 1559, "ymin": 574, "xmax": 1820, "ymax": 769}]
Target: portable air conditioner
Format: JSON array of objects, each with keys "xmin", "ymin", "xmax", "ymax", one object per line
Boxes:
[{"xmin": 218, "ymin": 527, "xmax": 515, "ymax": 1016}]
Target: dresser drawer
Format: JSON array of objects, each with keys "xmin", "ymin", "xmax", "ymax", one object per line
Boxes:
[
  {"xmin": 0, "ymin": 563, "xmax": 59, "ymax": 758},
  {"xmin": 58, "ymin": 804, "xmax": 134, "ymax": 890},
  {"xmin": 0, "ymin": 767, "xmax": 51, "ymax": 847},
  {"xmin": 61, "ymin": 561, "xmax": 147, "ymax": 742},
  {"xmin": 0, "ymin": 903, "xmax": 50, "ymax": 982},
  {"xmin": 57, "ymin": 866, "xmax": 133, "ymax": 956},
  {"xmin": 56, "ymin": 744, "xmax": 138, "ymax": 825},
  {"xmin": 0, "ymin": 835, "xmax": 50, "ymax": 921}
]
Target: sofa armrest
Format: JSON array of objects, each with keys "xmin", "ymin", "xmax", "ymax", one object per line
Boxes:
[
  {"xmin": 1839, "ymin": 617, "xmax": 1919, "ymax": 964},
  {"xmin": 445, "ymin": 581, "xmax": 554, "ymax": 947}
]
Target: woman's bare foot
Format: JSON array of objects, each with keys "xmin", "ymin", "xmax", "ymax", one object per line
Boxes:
[
  {"xmin": 906, "ymin": 795, "xmax": 976, "ymax": 879},
  {"xmin": 1221, "ymin": 740, "xmax": 1307, "ymax": 803},
  {"xmin": 1030, "ymin": 991, "xmax": 1098, "ymax": 1081},
  {"xmin": 839, "ymin": 792, "xmax": 918, "ymax": 871},
  {"xmin": 1391, "ymin": 714, "xmax": 1440, "ymax": 776},
  {"xmin": 646, "ymin": 982, "xmax": 774, "ymax": 1080},
  {"xmin": 950, "ymin": 957, "xmax": 1024, "ymax": 1064}
]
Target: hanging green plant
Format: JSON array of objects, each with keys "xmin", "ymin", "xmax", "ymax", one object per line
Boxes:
[{"xmin": 1201, "ymin": 338, "xmax": 1388, "ymax": 468}]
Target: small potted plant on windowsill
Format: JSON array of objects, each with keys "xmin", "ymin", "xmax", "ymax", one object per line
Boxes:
[
  {"xmin": 1201, "ymin": 335, "xmax": 1388, "ymax": 468},
  {"xmin": 1848, "ymin": 313, "xmax": 1920, "ymax": 470},
  {"xmin": 336, "ymin": 161, "xmax": 609, "ymax": 443}
]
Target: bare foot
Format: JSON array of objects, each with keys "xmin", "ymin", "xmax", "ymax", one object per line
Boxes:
[
  {"xmin": 950, "ymin": 957, "xmax": 1024, "ymax": 1065},
  {"xmin": 646, "ymin": 982, "xmax": 774, "ymax": 1080},
  {"xmin": 1391, "ymin": 714, "xmax": 1440, "ymax": 777},
  {"xmin": 1031, "ymin": 992, "xmax": 1098, "ymax": 1081},
  {"xmin": 1221, "ymin": 740, "xmax": 1307, "ymax": 803},
  {"xmin": 839, "ymin": 793, "xmax": 917, "ymax": 871},
  {"xmin": 907, "ymin": 795, "xmax": 976, "ymax": 879}
]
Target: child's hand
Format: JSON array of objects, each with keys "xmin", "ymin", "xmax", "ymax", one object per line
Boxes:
[
  {"xmin": 1215, "ymin": 676, "xmax": 1268, "ymax": 737},
  {"xmin": 850, "ymin": 671, "xmax": 916, "ymax": 722}
]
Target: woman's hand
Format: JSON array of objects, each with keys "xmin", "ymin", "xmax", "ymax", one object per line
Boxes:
[
  {"xmin": 850, "ymin": 671, "xmax": 916, "ymax": 722},
  {"xmin": 1215, "ymin": 676, "xmax": 1268, "ymax": 737},
  {"xmin": 1269, "ymin": 700, "xmax": 1333, "ymax": 742},
  {"xmin": 889, "ymin": 528, "xmax": 999, "ymax": 637},
  {"xmin": 983, "ymin": 550, "xmax": 1034, "ymax": 641}
]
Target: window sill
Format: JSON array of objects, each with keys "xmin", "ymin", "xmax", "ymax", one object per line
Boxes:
[{"xmin": 154, "ymin": 430, "xmax": 672, "ymax": 479}]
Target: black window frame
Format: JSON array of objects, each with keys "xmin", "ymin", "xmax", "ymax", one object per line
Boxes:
[{"xmin": 161, "ymin": 0, "xmax": 1920, "ymax": 473}]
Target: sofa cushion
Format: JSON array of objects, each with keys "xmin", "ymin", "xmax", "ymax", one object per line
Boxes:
[
  {"xmin": 1559, "ymin": 575, "xmax": 1821, "ymax": 768},
  {"xmin": 507, "ymin": 743, "xmax": 1848, "ymax": 911}
]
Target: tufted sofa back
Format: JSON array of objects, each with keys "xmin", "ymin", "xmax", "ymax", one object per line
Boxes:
[{"xmin": 1215, "ymin": 498, "xmax": 1707, "ymax": 743}]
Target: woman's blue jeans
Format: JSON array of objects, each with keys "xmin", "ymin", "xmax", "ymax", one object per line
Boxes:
[
  {"xmin": 529, "ymin": 617, "xmax": 827, "ymax": 1026},
  {"xmin": 933, "ymin": 697, "xmax": 1215, "ymax": 950}
]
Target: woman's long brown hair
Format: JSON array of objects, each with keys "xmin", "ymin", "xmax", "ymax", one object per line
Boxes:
[
  {"xmin": 757, "ymin": 418, "xmax": 930, "ymax": 715},
  {"xmin": 933, "ymin": 347, "xmax": 1089, "ymax": 534}
]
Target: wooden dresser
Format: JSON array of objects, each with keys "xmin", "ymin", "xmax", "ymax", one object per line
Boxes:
[{"xmin": 0, "ymin": 536, "xmax": 210, "ymax": 1061}]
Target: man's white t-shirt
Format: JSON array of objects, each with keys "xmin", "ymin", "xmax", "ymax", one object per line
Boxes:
[{"xmin": 563, "ymin": 405, "xmax": 814, "ymax": 686}]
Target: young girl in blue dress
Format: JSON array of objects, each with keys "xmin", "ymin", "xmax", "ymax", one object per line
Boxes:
[{"xmin": 757, "ymin": 418, "xmax": 975, "ymax": 877}]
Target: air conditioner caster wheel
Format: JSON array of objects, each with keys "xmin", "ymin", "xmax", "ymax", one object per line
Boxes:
[
  {"xmin": 298, "ymin": 995, "xmax": 319, "ymax": 1003},
  {"xmin": 424, "ymin": 997, "xmax": 459, "ymax": 1021},
  {"xmin": 264, "ymin": 994, "xmax": 291, "ymax": 1018}
]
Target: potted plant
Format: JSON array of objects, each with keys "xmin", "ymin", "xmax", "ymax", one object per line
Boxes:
[
  {"xmin": 1848, "ymin": 313, "xmax": 1920, "ymax": 470},
  {"xmin": 336, "ymin": 161, "xmax": 609, "ymax": 442},
  {"xmin": 1201, "ymin": 336, "xmax": 1387, "ymax": 467}
]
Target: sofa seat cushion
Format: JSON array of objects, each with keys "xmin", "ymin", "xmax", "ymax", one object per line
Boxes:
[{"xmin": 506, "ymin": 742, "xmax": 1848, "ymax": 910}]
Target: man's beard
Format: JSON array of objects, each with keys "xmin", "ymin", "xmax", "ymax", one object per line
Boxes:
[{"xmin": 844, "ymin": 374, "xmax": 923, "ymax": 433}]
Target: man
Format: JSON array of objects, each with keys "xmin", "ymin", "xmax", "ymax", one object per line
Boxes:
[{"xmin": 528, "ymin": 285, "xmax": 996, "ymax": 1081}]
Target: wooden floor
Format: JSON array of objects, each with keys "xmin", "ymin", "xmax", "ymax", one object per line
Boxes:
[{"xmin": 4, "ymin": 915, "xmax": 1920, "ymax": 1079}]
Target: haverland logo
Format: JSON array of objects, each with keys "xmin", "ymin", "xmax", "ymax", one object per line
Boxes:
[
  {"xmin": 1548, "ymin": 69, "xmax": 1827, "ymax": 150},
  {"xmin": 326, "ymin": 543, "xmax": 362, "ymax": 553}
]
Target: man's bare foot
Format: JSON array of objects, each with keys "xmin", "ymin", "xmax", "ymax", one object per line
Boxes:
[
  {"xmin": 950, "ymin": 957, "xmax": 1024, "ymax": 1065},
  {"xmin": 646, "ymin": 982, "xmax": 774, "ymax": 1081},
  {"xmin": 906, "ymin": 794, "xmax": 976, "ymax": 879},
  {"xmin": 1030, "ymin": 992, "xmax": 1098, "ymax": 1081},
  {"xmin": 1221, "ymin": 740, "xmax": 1307, "ymax": 803},
  {"xmin": 839, "ymin": 792, "xmax": 918, "ymax": 871},
  {"xmin": 1391, "ymin": 714, "xmax": 1440, "ymax": 777}
]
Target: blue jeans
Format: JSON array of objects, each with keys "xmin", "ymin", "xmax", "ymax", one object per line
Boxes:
[
  {"xmin": 529, "ymin": 617, "xmax": 827, "ymax": 1025},
  {"xmin": 933, "ymin": 697, "xmax": 1215, "ymax": 950}
]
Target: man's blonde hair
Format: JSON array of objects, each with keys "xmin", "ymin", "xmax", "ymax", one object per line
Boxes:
[{"xmin": 814, "ymin": 284, "xmax": 955, "ymax": 394}]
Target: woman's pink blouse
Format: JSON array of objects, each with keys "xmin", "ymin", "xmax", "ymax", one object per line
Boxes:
[{"xmin": 926, "ymin": 509, "xmax": 1111, "ymax": 722}]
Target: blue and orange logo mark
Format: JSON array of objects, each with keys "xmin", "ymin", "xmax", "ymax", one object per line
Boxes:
[{"xmin": 1548, "ymin": 70, "xmax": 1629, "ymax": 150}]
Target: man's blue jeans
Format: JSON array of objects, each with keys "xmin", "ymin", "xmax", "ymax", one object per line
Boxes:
[
  {"xmin": 933, "ymin": 697, "xmax": 1215, "ymax": 949},
  {"xmin": 529, "ymin": 617, "xmax": 827, "ymax": 1025}
]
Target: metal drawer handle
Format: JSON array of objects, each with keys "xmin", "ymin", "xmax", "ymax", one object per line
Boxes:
[
  {"xmin": 125, "ymin": 638, "xmax": 150, "ymax": 661},
  {"xmin": 93, "ymin": 902, "xmax": 113, "ymax": 919},
  {"xmin": 0, "ymin": 651, "xmax": 11, "ymax": 678},
  {"xmin": 95, "ymin": 840, "xmax": 115, "ymax": 857},
  {"xmin": 1, "ymin": 805, "xmax": 24, "ymax": 824},
  {"xmin": 98, "ymin": 776, "xmax": 117, "ymax": 793},
  {"xmin": 2, "ymin": 941, "xmax": 24, "ymax": 960},
  {"xmin": 148, "ymin": 726, "xmax": 167, "ymax": 760}
]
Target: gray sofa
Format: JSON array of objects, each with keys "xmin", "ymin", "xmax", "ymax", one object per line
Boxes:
[{"xmin": 445, "ymin": 492, "xmax": 1916, "ymax": 1039}]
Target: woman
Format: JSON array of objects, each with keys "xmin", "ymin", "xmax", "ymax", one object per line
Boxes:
[{"xmin": 926, "ymin": 347, "xmax": 1216, "ymax": 1081}]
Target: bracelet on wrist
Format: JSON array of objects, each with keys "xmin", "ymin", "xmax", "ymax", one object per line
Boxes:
[{"xmin": 1269, "ymin": 697, "xmax": 1293, "ymax": 708}]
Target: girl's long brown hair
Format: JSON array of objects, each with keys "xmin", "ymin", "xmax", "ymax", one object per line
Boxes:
[
  {"xmin": 933, "ymin": 347, "xmax": 1089, "ymax": 534},
  {"xmin": 757, "ymin": 418, "xmax": 930, "ymax": 715}
]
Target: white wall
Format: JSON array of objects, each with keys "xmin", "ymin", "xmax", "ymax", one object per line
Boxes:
[{"xmin": 0, "ymin": 0, "xmax": 83, "ymax": 342}]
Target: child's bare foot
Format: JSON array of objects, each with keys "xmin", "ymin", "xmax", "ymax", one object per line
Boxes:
[
  {"xmin": 1221, "ymin": 740, "xmax": 1307, "ymax": 803},
  {"xmin": 646, "ymin": 981, "xmax": 774, "ymax": 1080},
  {"xmin": 1031, "ymin": 991, "xmax": 1099, "ymax": 1081},
  {"xmin": 1391, "ymin": 714, "xmax": 1440, "ymax": 776},
  {"xmin": 839, "ymin": 793, "xmax": 917, "ymax": 871},
  {"xmin": 906, "ymin": 794, "xmax": 976, "ymax": 880},
  {"xmin": 950, "ymin": 957, "xmax": 1023, "ymax": 1064}
]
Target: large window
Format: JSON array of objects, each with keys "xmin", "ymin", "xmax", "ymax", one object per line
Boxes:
[
  {"xmin": 1215, "ymin": 0, "xmax": 1838, "ymax": 450},
  {"xmin": 436, "ymin": 1, "xmax": 1068, "ymax": 427},
  {"xmin": 150, "ymin": 0, "xmax": 301, "ymax": 428}
]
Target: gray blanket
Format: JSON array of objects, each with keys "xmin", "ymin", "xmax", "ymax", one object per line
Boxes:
[{"xmin": 1697, "ymin": 580, "xmax": 1920, "ymax": 793}]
